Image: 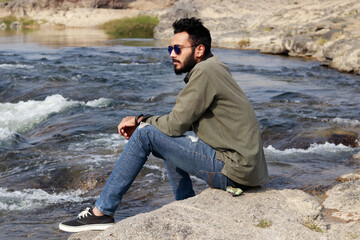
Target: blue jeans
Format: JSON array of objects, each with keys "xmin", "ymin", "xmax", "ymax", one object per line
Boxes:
[{"xmin": 95, "ymin": 124, "xmax": 232, "ymax": 216}]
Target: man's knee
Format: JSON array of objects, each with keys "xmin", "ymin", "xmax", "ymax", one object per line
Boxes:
[{"xmin": 132, "ymin": 123, "xmax": 157, "ymax": 143}]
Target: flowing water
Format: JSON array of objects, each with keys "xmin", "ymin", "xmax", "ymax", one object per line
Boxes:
[{"xmin": 0, "ymin": 28, "xmax": 359, "ymax": 239}]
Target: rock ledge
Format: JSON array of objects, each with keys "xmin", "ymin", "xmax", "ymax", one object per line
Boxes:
[{"xmin": 69, "ymin": 180, "xmax": 360, "ymax": 240}]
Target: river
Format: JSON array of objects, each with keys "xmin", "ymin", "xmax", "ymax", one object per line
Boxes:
[{"xmin": 0, "ymin": 28, "xmax": 359, "ymax": 239}]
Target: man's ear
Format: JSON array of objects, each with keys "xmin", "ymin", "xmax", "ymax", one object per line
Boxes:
[{"xmin": 195, "ymin": 44, "xmax": 206, "ymax": 59}]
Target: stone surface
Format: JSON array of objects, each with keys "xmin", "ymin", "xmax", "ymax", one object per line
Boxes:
[
  {"xmin": 68, "ymin": 183, "xmax": 360, "ymax": 240},
  {"xmin": 323, "ymin": 180, "xmax": 360, "ymax": 222},
  {"xmin": 337, "ymin": 173, "xmax": 360, "ymax": 182},
  {"xmin": 10, "ymin": 21, "xmax": 21, "ymax": 29},
  {"xmin": 0, "ymin": 0, "xmax": 359, "ymax": 74},
  {"xmin": 153, "ymin": 0, "xmax": 360, "ymax": 74}
]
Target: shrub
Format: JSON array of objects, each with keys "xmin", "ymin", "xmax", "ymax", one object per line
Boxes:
[
  {"xmin": 317, "ymin": 37, "xmax": 328, "ymax": 46},
  {"xmin": 304, "ymin": 221, "xmax": 323, "ymax": 232},
  {"xmin": 238, "ymin": 39, "xmax": 250, "ymax": 48},
  {"xmin": 20, "ymin": 18, "xmax": 40, "ymax": 28},
  {"xmin": 102, "ymin": 15, "xmax": 160, "ymax": 39},
  {"xmin": 256, "ymin": 219, "xmax": 273, "ymax": 228},
  {"xmin": 0, "ymin": 15, "xmax": 17, "ymax": 26},
  {"xmin": 0, "ymin": 15, "xmax": 39, "ymax": 30}
]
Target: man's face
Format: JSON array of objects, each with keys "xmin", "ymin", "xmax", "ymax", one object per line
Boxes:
[{"xmin": 169, "ymin": 32, "xmax": 198, "ymax": 75}]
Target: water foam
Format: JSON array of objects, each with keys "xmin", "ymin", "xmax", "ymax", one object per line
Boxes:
[
  {"xmin": 86, "ymin": 98, "xmax": 113, "ymax": 108},
  {"xmin": 0, "ymin": 95, "xmax": 113, "ymax": 140},
  {"xmin": 265, "ymin": 142, "xmax": 354, "ymax": 156},
  {"xmin": 68, "ymin": 133, "xmax": 127, "ymax": 153},
  {"xmin": 0, "ymin": 188, "xmax": 93, "ymax": 211},
  {"xmin": 0, "ymin": 63, "xmax": 34, "ymax": 70},
  {"xmin": 306, "ymin": 116, "xmax": 360, "ymax": 127},
  {"xmin": 331, "ymin": 117, "xmax": 360, "ymax": 127}
]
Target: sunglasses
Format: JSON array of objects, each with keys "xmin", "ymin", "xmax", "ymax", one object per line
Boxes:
[{"xmin": 168, "ymin": 45, "xmax": 196, "ymax": 55}]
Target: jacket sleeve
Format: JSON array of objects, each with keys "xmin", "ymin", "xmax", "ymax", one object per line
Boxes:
[{"xmin": 145, "ymin": 68, "xmax": 217, "ymax": 136}]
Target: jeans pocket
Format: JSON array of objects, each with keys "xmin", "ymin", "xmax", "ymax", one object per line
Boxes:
[{"xmin": 195, "ymin": 170, "xmax": 227, "ymax": 191}]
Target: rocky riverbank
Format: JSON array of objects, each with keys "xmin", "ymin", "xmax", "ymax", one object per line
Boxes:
[
  {"xmin": 68, "ymin": 173, "xmax": 360, "ymax": 240},
  {"xmin": 154, "ymin": 0, "xmax": 360, "ymax": 74},
  {"xmin": 0, "ymin": 0, "xmax": 359, "ymax": 74}
]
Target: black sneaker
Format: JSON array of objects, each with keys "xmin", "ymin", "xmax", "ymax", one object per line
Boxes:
[{"xmin": 59, "ymin": 207, "xmax": 115, "ymax": 232}]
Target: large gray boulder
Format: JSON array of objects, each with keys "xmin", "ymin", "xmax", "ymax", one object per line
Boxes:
[{"xmin": 68, "ymin": 181, "xmax": 360, "ymax": 240}]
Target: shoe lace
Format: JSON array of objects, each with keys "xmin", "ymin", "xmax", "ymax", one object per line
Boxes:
[{"xmin": 77, "ymin": 207, "xmax": 93, "ymax": 219}]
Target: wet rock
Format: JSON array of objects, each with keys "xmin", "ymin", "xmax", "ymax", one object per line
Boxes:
[
  {"xmin": 300, "ymin": 184, "xmax": 332, "ymax": 197},
  {"xmin": 353, "ymin": 152, "xmax": 360, "ymax": 160},
  {"xmin": 323, "ymin": 180, "xmax": 360, "ymax": 222},
  {"xmin": 328, "ymin": 133, "xmax": 359, "ymax": 148},
  {"xmin": 348, "ymin": 152, "xmax": 360, "ymax": 166},
  {"xmin": 288, "ymin": 129, "xmax": 359, "ymax": 150},
  {"xmin": 337, "ymin": 173, "xmax": 360, "ymax": 182}
]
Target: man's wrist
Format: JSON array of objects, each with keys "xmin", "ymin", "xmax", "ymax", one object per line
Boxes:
[{"xmin": 135, "ymin": 114, "xmax": 144, "ymax": 126}]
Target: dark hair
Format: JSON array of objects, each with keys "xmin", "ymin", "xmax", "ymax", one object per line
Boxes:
[{"xmin": 172, "ymin": 17, "xmax": 212, "ymax": 56}]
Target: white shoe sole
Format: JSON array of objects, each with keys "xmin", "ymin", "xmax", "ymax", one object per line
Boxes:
[{"xmin": 59, "ymin": 222, "xmax": 115, "ymax": 232}]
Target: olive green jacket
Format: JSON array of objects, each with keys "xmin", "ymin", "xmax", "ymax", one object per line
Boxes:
[{"xmin": 145, "ymin": 54, "xmax": 268, "ymax": 186}]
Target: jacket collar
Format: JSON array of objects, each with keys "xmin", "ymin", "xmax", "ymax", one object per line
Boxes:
[{"xmin": 183, "ymin": 52, "xmax": 213, "ymax": 84}]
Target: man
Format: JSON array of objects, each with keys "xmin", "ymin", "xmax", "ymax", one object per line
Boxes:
[{"xmin": 59, "ymin": 17, "xmax": 268, "ymax": 233}]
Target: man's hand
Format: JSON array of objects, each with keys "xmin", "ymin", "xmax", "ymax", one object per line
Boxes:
[{"xmin": 118, "ymin": 116, "xmax": 137, "ymax": 140}]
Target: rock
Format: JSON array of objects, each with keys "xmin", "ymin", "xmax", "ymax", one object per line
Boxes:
[
  {"xmin": 152, "ymin": 0, "xmax": 360, "ymax": 74},
  {"xmin": 67, "ymin": 183, "xmax": 360, "ymax": 240},
  {"xmin": 0, "ymin": 0, "xmax": 359, "ymax": 73},
  {"xmin": 330, "ymin": 46, "xmax": 360, "ymax": 74},
  {"xmin": 69, "ymin": 188, "xmax": 327, "ymax": 240},
  {"xmin": 328, "ymin": 132, "xmax": 359, "ymax": 148},
  {"xmin": 0, "ymin": 0, "xmax": 360, "ymax": 74},
  {"xmin": 10, "ymin": 21, "xmax": 21, "ymax": 29},
  {"xmin": 337, "ymin": 173, "xmax": 360, "ymax": 182},
  {"xmin": 153, "ymin": 0, "xmax": 198, "ymax": 40},
  {"xmin": 260, "ymin": 37, "xmax": 288, "ymax": 55},
  {"xmin": 0, "ymin": 23, "xmax": 6, "ymax": 29},
  {"xmin": 323, "ymin": 180, "xmax": 360, "ymax": 222},
  {"xmin": 296, "ymin": 129, "xmax": 358, "ymax": 149},
  {"xmin": 92, "ymin": 0, "xmax": 125, "ymax": 9}
]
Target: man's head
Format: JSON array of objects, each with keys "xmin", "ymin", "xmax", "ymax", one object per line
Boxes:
[{"xmin": 169, "ymin": 18, "xmax": 212, "ymax": 75}]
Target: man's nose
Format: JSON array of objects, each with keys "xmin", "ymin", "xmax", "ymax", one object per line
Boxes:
[{"xmin": 170, "ymin": 49, "xmax": 177, "ymax": 58}]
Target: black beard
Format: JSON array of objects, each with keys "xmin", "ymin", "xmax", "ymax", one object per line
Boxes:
[{"xmin": 174, "ymin": 52, "xmax": 197, "ymax": 75}]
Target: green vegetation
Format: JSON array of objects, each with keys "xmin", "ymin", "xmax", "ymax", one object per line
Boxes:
[
  {"xmin": 20, "ymin": 18, "xmax": 40, "ymax": 28},
  {"xmin": 256, "ymin": 219, "xmax": 273, "ymax": 228},
  {"xmin": 238, "ymin": 39, "xmax": 250, "ymax": 49},
  {"xmin": 0, "ymin": 15, "xmax": 40, "ymax": 30},
  {"xmin": 102, "ymin": 15, "xmax": 159, "ymax": 39},
  {"xmin": 0, "ymin": 0, "xmax": 16, "ymax": 3},
  {"xmin": 263, "ymin": 27, "xmax": 274, "ymax": 32},
  {"xmin": 317, "ymin": 37, "xmax": 328, "ymax": 46},
  {"xmin": 349, "ymin": 233, "xmax": 359, "ymax": 239},
  {"xmin": 0, "ymin": 15, "xmax": 17, "ymax": 26},
  {"xmin": 348, "ymin": 233, "xmax": 359, "ymax": 239},
  {"xmin": 304, "ymin": 221, "xmax": 323, "ymax": 233}
]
